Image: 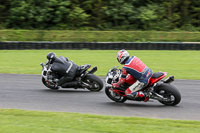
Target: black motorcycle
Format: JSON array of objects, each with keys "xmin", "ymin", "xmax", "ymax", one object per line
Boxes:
[{"xmin": 40, "ymin": 60, "xmax": 103, "ymax": 92}]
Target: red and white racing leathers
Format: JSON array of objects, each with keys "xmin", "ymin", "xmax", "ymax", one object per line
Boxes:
[{"xmin": 112, "ymin": 56, "xmax": 153, "ymax": 101}]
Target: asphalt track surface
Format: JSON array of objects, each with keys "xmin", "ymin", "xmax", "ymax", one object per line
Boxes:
[{"xmin": 0, "ymin": 74, "xmax": 200, "ymax": 121}]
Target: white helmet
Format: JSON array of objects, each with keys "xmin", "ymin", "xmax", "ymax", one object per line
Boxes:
[{"xmin": 116, "ymin": 49, "xmax": 130, "ymax": 64}]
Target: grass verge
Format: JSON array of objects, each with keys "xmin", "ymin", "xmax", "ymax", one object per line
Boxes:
[
  {"xmin": 0, "ymin": 109, "xmax": 200, "ymax": 133},
  {"xmin": 0, "ymin": 50, "xmax": 200, "ymax": 80},
  {"xmin": 0, "ymin": 30, "xmax": 200, "ymax": 42}
]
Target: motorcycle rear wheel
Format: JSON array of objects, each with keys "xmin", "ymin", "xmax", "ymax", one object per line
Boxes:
[
  {"xmin": 154, "ymin": 83, "xmax": 181, "ymax": 106},
  {"xmin": 83, "ymin": 74, "xmax": 103, "ymax": 92},
  {"xmin": 105, "ymin": 87, "xmax": 127, "ymax": 103}
]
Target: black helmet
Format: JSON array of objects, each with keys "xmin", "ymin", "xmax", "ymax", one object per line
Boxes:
[{"xmin": 47, "ymin": 52, "xmax": 56, "ymax": 62}]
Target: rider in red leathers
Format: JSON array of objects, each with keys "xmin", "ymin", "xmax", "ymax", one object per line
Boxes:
[{"xmin": 112, "ymin": 49, "xmax": 153, "ymax": 102}]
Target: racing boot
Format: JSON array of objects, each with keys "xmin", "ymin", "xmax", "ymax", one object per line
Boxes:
[
  {"xmin": 125, "ymin": 89, "xmax": 149, "ymax": 102},
  {"xmin": 134, "ymin": 91, "xmax": 149, "ymax": 102}
]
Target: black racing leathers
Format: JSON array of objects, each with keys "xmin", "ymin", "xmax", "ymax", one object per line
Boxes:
[{"xmin": 51, "ymin": 56, "xmax": 79, "ymax": 86}]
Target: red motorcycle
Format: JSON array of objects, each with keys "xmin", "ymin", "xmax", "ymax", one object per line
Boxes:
[{"xmin": 105, "ymin": 66, "xmax": 181, "ymax": 106}]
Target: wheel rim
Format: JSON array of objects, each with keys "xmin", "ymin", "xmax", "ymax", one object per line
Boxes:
[
  {"xmin": 158, "ymin": 90, "xmax": 176, "ymax": 104},
  {"xmin": 46, "ymin": 80, "xmax": 56, "ymax": 87},
  {"xmin": 85, "ymin": 79, "xmax": 100, "ymax": 91},
  {"xmin": 42, "ymin": 78, "xmax": 58, "ymax": 90},
  {"xmin": 108, "ymin": 88, "xmax": 124, "ymax": 101}
]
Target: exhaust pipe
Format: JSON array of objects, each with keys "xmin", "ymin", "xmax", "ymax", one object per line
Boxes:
[
  {"xmin": 164, "ymin": 76, "xmax": 174, "ymax": 83},
  {"xmin": 88, "ymin": 66, "xmax": 97, "ymax": 74}
]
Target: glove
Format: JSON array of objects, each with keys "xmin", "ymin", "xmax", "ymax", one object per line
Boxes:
[
  {"xmin": 53, "ymin": 79, "xmax": 60, "ymax": 87},
  {"xmin": 112, "ymin": 78, "xmax": 126, "ymax": 88},
  {"xmin": 106, "ymin": 84, "xmax": 112, "ymax": 88},
  {"xmin": 112, "ymin": 83, "xmax": 120, "ymax": 88},
  {"xmin": 53, "ymin": 79, "xmax": 59, "ymax": 83}
]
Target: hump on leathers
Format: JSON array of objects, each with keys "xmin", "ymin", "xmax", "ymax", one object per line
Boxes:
[{"xmin": 51, "ymin": 56, "xmax": 71, "ymax": 75}]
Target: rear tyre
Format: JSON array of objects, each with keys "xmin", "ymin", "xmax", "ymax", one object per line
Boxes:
[
  {"xmin": 83, "ymin": 74, "xmax": 103, "ymax": 92},
  {"xmin": 42, "ymin": 77, "xmax": 59, "ymax": 90},
  {"xmin": 154, "ymin": 83, "xmax": 181, "ymax": 106},
  {"xmin": 105, "ymin": 87, "xmax": 127, "ymax": 103}
]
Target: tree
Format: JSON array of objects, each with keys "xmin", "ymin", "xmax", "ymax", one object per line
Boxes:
[
  {"xmin": 189, "ymin": 0, "xmax": 200, "ymax": 30},
  {"xmin": 104, "ymin": 0, "xmax": 137, "ymax": 29},
  {"xmin": 81, "ymin": 0, "xmax": 107, "ymax": 29},
  {"xmin": 0, "ymin": 0, "xmax": 11, "ymax": 27},
  {"xmin": 137, "ymin": 4, "xmax": 158, "ymax": 30},
  {"xmin": 68, "ymin": 6, "xmax": 90, "ymax": 28},
  {"xmin": 6, "ymin": 0, "xmax": 72, "ymax": 29},
  {"xmin": 1, "ymin": 0, "xmax": 199, "ymax": 30}
]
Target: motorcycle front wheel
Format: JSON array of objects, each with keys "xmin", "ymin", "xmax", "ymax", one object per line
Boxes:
[
  {"xmin": 105, "ymin": 87, "xmax": 127, "ymax": 103},
  {"xmin": 42, "ymin": 77, "xmax": 59, "ymax": 90},
  {"xmin": 83, "ymin": 74, "xmax": 103, "ymax": 92}
]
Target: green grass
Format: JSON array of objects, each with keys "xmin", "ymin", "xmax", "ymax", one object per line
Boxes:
[
  {"xmin": 0, "ymin": 109, "xmax": 200, "ymax": 133},
  {"xmin": 0, "ymin": 50, "xmax": 200, "ymax": 80},
  {"xmin": 0, "ymin": 30, "xmax": 200, "ymax": 42}
]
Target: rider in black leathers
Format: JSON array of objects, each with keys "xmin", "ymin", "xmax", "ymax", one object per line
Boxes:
[{"xmin": 47, "ymin": 52, "xmax": 79, "ymax": 87}]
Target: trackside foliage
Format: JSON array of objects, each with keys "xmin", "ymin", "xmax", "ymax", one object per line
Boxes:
[{"xmin": 0, "ymin": 0, "xmax": 199, "ymax": 31}]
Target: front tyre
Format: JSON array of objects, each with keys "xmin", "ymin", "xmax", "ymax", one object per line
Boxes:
[
  {"xmin": 42, "ymin": 77, "xmax": 59, "ymax": 90},
  {"xmin": 154, "ymin": 83, "xmax": 181, "ymax": 106},
  {"xmin": 105, "ymin": 87, "xmax": 127, "ymax": 103},
  {"xmin": 83, "ymin": 74, "xmax": 103, "ymax": 92}
]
